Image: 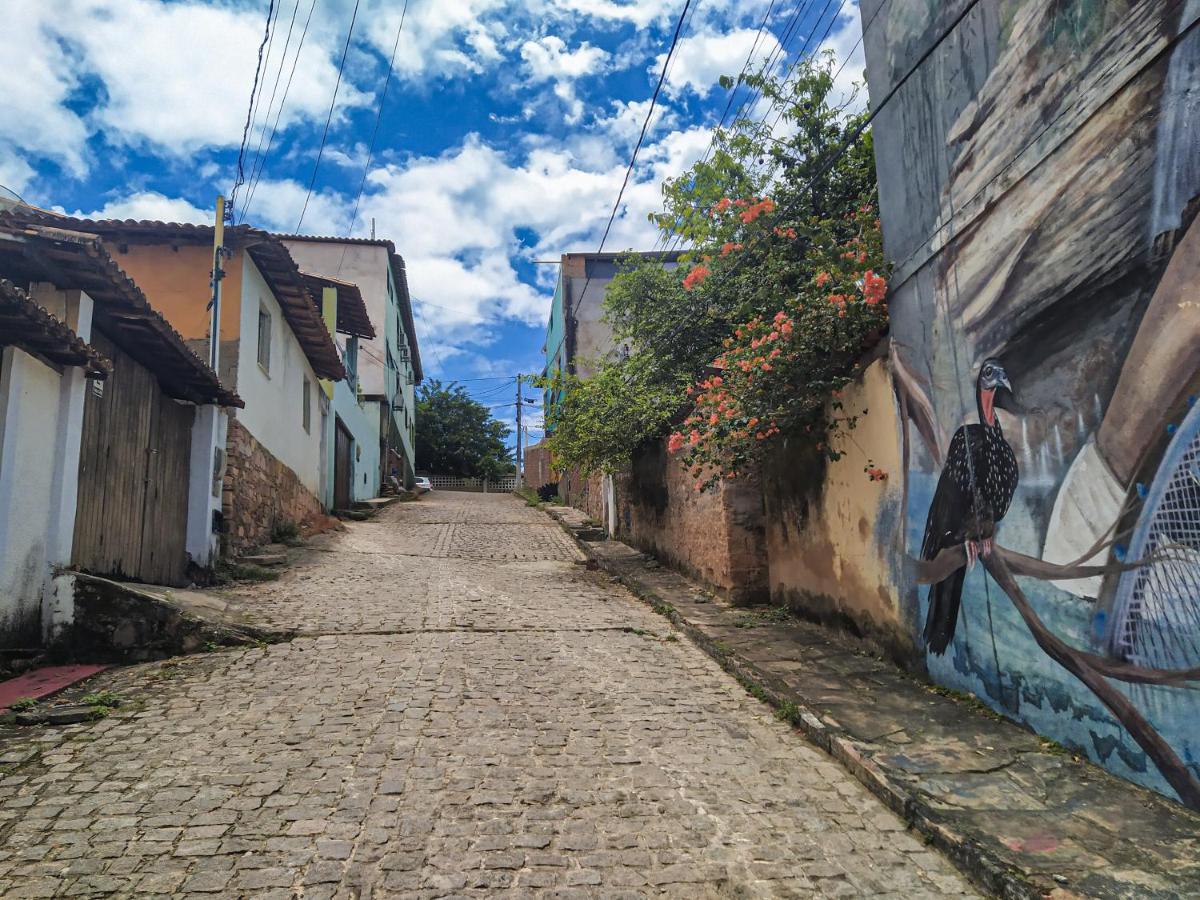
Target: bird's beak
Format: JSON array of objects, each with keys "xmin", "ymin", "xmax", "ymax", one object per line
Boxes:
[{"xmin": 994, "ymin": 374, "xmax": 1022, "ymax": 413}]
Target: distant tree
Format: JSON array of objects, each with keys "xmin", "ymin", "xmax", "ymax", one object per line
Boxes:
[{"xmin": 415, "ymin": 380, "xmax": 514, "ymax": 479}]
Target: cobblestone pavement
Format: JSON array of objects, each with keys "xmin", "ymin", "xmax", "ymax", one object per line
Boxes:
[{"xmin": 0, "ymin": 492, "xmax": 978, "ymax": 898}]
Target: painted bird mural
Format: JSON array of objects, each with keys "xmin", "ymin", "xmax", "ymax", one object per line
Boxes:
[{"xmin": 921, "ymin": 358, "xmax": 1019, "ymax": 655}]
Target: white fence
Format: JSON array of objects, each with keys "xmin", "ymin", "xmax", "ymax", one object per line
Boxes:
[{"xmin": 428, "ymin": 475, "xmax": 518, "ymax": 493}]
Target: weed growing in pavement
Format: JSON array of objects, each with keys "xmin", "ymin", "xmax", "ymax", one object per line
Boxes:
[
  {"xmin": 925, "ymin": 682, "xmax": 1008, "ymax": 723},
  {"xmin": 8, "ymin": 697, "xmax": 36, "ymax": 712},
  {"xmin": 79, "ymin": 691, "xmax": 122, "ymax": 709},
  {"xmin": 664, "ymin": 634, "xmax": 679, "ymax": 643},
  {"xmin": 214, "ymin": 561, "xmax": 281, "ymax": 584},
  {"xmin": 775, "ymin": 701, "xmax": 804, "ymax": 726},
  {"xmin": 733, "ymin": 606, "xmax": 794, "ymax": 628},
  {"xmin": 651, "ymin": 600, "xmax": 676, "ymax": 618},
  {"xmin": 736, "ymin": 674, "xmax": 770, "ymax": 703}
]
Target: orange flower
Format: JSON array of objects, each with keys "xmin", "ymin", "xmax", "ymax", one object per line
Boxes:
[
  {"xmin": 667, "ymin": 433, "xmax": 685, "ymax": 454},
  {"xmin": 683, "ymin": 264, "xmax": 711, "ymax": 291},
  {"xmin": 815, "ymin": 271, "xmax": 831, "ymax": 288},
  {"xmin": 862, "ymin": 270, "xmax": 887, "ymax": 306}
]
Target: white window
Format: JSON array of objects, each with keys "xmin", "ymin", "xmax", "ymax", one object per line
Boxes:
[
  {"xmin": 302, "ymin": 375, "xmax": 312, "ymax": 433},
  {"xmin": 257, "ymin": 305, "xmax": 272, "ymax": 374}
]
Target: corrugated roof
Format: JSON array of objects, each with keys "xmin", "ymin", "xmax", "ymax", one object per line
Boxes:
[
  {"xmin": 279, "ymin": 234, "xmax": 423, "ymax": 383},
  {"xmin": 0, "ymin": 215, "xmax": 242, "ymax": 407},
  {"xmin": 299, "ymin": 271, "xmax": 375, "ymax": 340},
  {"xmin": 3, "ymin": 211, "xmax": 346, "ymax": 382},
  {"xmin": 0, "ymin": 278, "xmax": 112, "ymax": 378}
]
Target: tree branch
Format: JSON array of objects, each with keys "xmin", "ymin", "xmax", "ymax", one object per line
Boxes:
[{"xmin": 982, "ymin": 553, "xmax": 1200, "ymax": 810}]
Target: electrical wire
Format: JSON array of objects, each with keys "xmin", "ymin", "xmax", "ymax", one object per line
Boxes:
[
  {"xmin": 337, "ymin": 0, "xmax": 410, "ymax": 268},
  {"xmin": 296, "ymin": 0, "xmax": 361, "ymax": 232},
  {"xmin": 239, "ymin": 0, "xmax": 301, "ymax": 222},
  {"xmin": 242, "ymin": 0, "xmax": 319, "ymax": 221},
  {"xmin": 651, "ymin": 0, "xmax": 982, "ymax": 352},
  {"xmin": 229, "ymin": 0, "xmax": 277, "ymax": 218},
  {"xmin": 567, "ymin": 0, "xmax": 694, "ymax": 323}
]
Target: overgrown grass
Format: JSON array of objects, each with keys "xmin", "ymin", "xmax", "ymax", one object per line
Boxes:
[
  {"xmin": 214, "ymin": 561, "xmax": 281, "ymax": 585},
  {"xmin": 271, "ymin": 520, "xmax": 302, "ymax": 546},
  {"xmin": 8, "ymin": 697, "xmax": 36, "ymax": 712}
]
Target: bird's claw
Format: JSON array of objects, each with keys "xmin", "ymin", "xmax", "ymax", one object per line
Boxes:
[
  {"xmin": 965, "ymin": 541, "xmax": 979, "ymax": 571},
  {"xmin": 982, "ymin": 538, "xmax": 993, "ymax": 558}
]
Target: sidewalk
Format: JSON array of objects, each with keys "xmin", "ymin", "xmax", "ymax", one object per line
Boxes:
[{"xmin": 543, "ymin": 506, "xmax": 1200, "ymax": 899}]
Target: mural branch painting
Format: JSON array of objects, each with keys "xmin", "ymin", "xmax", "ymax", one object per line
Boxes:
[{"xmin": 868, "ymin": 0, "xmax": 1200, "ymax": 805}]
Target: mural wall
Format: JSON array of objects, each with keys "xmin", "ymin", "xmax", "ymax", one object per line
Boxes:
[{"xmin": 862, "ymin": 0, "xmax": 1200, "ymax": 804}]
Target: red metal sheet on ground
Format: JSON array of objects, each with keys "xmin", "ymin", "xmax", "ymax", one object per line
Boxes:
[{"xmin": 0, "ymin": 665, "xmax": 108, "ymax": 710}]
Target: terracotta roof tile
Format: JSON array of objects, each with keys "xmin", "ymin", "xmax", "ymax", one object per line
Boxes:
[{"xmin": 0, "ymin": 279, "xmax": 112, "ymax": 378}]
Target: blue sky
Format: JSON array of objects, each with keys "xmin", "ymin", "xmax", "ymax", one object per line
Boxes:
[{"xmin": 4, "ymin": 0, "xmax": 864, "ymax": 446}]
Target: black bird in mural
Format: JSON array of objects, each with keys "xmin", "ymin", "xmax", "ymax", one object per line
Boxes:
[{"xmin": 921, "ymin": 358, "xmax": 1019, "ymax": 655}]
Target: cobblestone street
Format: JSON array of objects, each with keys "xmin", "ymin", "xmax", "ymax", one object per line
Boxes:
[{"xmin": 0, "ymin": 492, "xmax": 976, "ymax": 898}]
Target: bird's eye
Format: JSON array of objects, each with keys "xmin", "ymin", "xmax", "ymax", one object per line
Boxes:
[{"xmin": 983, "ymin": 366, "xmax": 992, "ymax": 376}]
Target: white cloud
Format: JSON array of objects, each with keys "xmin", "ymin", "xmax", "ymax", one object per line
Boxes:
[
  {"xmin": 68, "ymin": 191, "xmax": 211, "ymax": 224},
  {"xmin": 521, "ymin": 36, "xmax": 609, "ymax": 82},
  {"xmin": 58, "ymin": 0, "xmax": 368, "ymax": 154},
  {"xmin": 520, "ymin": 36, "xmax": 609, "ymax": 125},
  {"xmin": 660, "ymin": 27, "xmax": 783, "ymax": 99},
  {"xmin": 0, "ymin": 5, "xmax": 89, "ymax": 181},
  {"xmin": 239, "ymin": 179, "xmax": 353, "ymax": 236}
]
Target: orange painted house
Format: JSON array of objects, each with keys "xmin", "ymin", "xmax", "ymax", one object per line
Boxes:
[{"xmin": 13, "ymin": 212, "xmax": 346, "ymax": 552}]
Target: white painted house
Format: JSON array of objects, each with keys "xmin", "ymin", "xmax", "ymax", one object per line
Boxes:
[
  {"xmin": 0, "ymin": 215, "xmax": 240, "ymax": 646},
  {"xmin": 281, "ymin": 236, "xmax": 422, "ymax": 489},
  {"xmin": 13, "ymin": 214, "xmax": 346, "ymax": 554}
]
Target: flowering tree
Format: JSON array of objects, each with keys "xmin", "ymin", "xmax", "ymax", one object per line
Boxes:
[
  {"xmin": 669, "ymin": 203, "xmax": 887, "ymax": 489},
  {"xmin": 544, "ymin": 56, "xmax": 886, "ymax": 487}
]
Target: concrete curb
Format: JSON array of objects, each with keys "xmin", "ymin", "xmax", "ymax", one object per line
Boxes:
[{"xmin": 541, "ymin": 507, "xmax": 1041, "ymax": 900}]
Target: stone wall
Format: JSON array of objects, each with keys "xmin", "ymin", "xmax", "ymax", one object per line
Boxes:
[{"xmin": 222, "ymin": 418, "xmax": 324, "ymax": 554}]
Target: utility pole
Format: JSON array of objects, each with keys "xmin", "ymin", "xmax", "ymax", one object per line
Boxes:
[
  {"xmin": 207, "ymin": 195, "xmax": 226, "ymax": 373},
  {"xmin": 516, "ymin": 374, "xmax": 523, "ymax": 488}
]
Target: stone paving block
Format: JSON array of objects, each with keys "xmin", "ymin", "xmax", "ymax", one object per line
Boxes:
[{"xmin": 0, "ymin": 492, "xmax": 976, "ymax": 898}]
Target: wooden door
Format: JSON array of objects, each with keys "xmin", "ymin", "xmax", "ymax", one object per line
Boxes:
[
  {"xmin": 73, "ymin": 330, "xmax": 194, "ymax": 586},
  {"xmin": 334, "ymin": 419, "xmax": 353, "ymax": 511}
]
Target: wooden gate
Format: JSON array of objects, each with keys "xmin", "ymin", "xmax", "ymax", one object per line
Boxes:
[
  {"xmin": 73, "ymin": 330, "xmax": 194, "ymax": 586},
  {"xmin": 334, "ymin": 419, "xmax": 353, "ymax": 511}
]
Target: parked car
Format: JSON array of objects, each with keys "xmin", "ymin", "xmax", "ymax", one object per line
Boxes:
[{"xmin": 414, "ymin": 476, "xmax": 432, "ymax": 493}]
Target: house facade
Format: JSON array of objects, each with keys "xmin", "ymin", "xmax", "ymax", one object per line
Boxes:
[
  {"xmin": 281, "ymin": 237, "xmax": 422, "ymax": 489},
  {"xmin": 16, "ymin": 214, "xmax": 346, "ymax": 553},
  {"xmin": 0, "ymin": 214, "xmax": 239, "ymax": 646},
  {"xmin": 541, "ymin": 251, "xmax": 679, "ymax": 420},
  {"xmin": 299, "ymin": 272, "xmax": 378, "ymax": 509}
]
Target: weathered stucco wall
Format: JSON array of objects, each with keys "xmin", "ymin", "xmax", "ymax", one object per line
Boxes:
[
  {"xmin": 234, "ymin": 256, "xmax": 324, "ymax": 497},
  {"xmin": 222, "ymin": 419, "xmax": 324, "ymax": 554},
  {"xmin": 762, "ymin": 357, "xmax": 910, "ymax": 660},
  {"xmin": 0, "ymin": 347, "xmax": 67, "ymax": 646}
]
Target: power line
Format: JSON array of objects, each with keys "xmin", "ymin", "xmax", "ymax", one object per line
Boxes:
[
  {"xmin": 662, "ymin": 0, "xmax": 827, "ymax": 254},
  {"xmin": 651, "ymin": 0, "xmax": 982, "ymax": 353},
  {"xmin": 568, "ymin": 0, "xmax": 694, "ymax": 323},
  {"xmin": 296, "ymin": 0, "xmax": 361, "ymax": 232},
  {"xmin": 339, "ymin": 0, "xmax": 409, "ymax": 259},
  {"xmin": 229, "ymin": 0, "xmax": 277, "ymax": 218},
  {"xmin": 243, "ymin": 0, "xmax": 319, "ymax": 221},
  {"xmin": 239, "ymin": 0, "xmax": 301, "ymax": 222}
]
